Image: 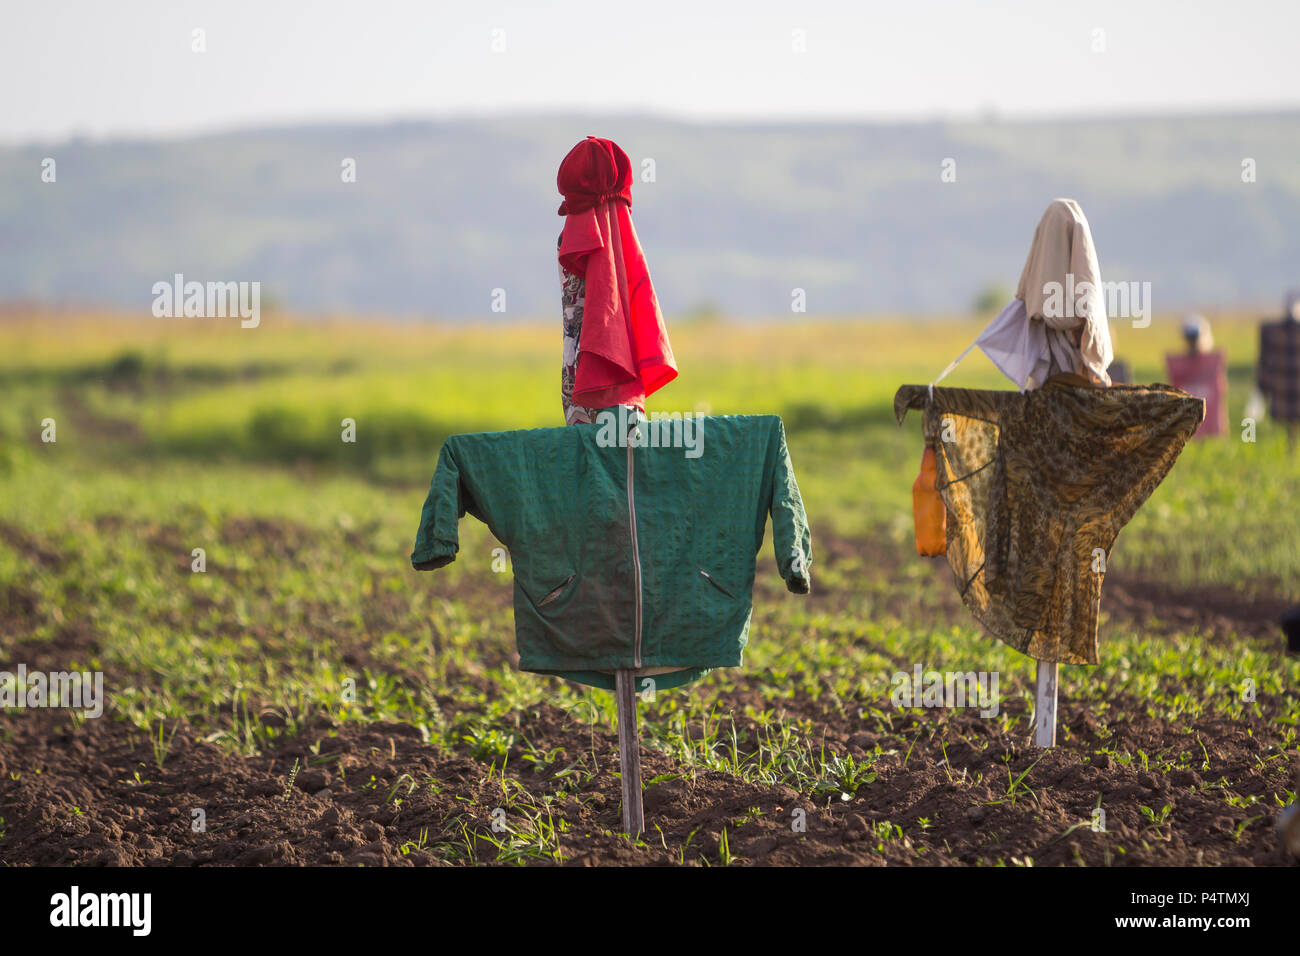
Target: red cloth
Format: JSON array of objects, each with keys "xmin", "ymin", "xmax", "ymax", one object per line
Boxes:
[
  {"xmin": 558, "ymin": 137, "xmax": 676, "ymax": 410},
  {"xmin": 1166, "ymin": 352, "xmax": 1228, "ymax": 437}
]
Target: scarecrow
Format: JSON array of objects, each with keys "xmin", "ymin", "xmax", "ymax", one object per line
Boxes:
[
  {"xmin": 1255, "ymin": 292, "xmax": 1300, "ymax": 454},
  {"xmin": 1165, "ymin": 314, "xmax": 1228, "ymax": 438},
  {"xmin": 897, "ymin": 199, "xmax": 1203, "ymax": 745},
  {"xmin": 411, "ymin": 137, "xmax": 813, "ymax": 833}
]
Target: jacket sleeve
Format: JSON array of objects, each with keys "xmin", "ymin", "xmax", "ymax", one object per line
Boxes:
[
  {"xmin": 410, "ymin": 440, "xmax": 466, "ymax": 571},
  {"xmin": 769, "ymin": 418, "xmax": 812, "ymax": 594}
]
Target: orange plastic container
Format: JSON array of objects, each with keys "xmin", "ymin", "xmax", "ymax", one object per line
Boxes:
[{"xmin": 912, "ymin": 445, "xmax": 947, "ymax": 557}]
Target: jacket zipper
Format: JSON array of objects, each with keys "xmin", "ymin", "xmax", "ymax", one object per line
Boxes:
[{"xmin": 626, "ymin": 418, "xmax": 643, "ymax": 668}]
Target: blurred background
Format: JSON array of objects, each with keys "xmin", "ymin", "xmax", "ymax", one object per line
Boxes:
[{"xmin": 2, "ymin": 0, "xmax": 1300, "ymax": 317}]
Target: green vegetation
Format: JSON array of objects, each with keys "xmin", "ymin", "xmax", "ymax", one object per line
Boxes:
[{"xmin": 1, "ymin": 310, "xmax": 1296, "ymax": 865}]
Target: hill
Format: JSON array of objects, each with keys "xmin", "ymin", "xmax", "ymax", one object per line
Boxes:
[{"xmin": 1, "ymin": 112, "xmax": 1298, "ymax": 317}]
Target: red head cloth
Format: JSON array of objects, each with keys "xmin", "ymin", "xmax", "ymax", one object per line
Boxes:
[{"xmin": 557, "ymin": 136, "xmax": 677, "ymax": 409}]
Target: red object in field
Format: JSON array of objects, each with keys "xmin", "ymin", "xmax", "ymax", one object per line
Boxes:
[
  {"xmin": 1165, "ymin": 352, "xmax": 1228, "ymax": 437},
  {"xmin": 913, "ymin": 445, "xmax": 947, "ymax": 557},
  {"xmin": 557, "ymin": 137, "xmax": 677, "ymax": 410}
]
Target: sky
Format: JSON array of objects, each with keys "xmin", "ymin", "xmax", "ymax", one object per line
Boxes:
[{"xmin": 2, "ymin": 0, "xmax": 1298, "ymax": 143}]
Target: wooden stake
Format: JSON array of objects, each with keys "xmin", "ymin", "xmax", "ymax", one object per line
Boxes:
[
  {"xmin": 1033, "ymin": 660, "xmax": 1058, "ymax": 748},
  {"xmin": 614, "ymin": 669, "xmax": 644, "ymax": 837}
]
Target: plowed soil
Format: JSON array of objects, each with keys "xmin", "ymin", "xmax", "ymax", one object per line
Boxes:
[{"xmin": 2, "ymin": 526, "xmax": 1296, "ymax": 867}]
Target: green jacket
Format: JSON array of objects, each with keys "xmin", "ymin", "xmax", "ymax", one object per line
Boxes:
[{"xmin": 411, "ymin": 414, "xmax": 812, "ymax": 689}]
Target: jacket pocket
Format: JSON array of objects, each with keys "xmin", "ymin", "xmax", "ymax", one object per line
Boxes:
[
  {"xmin": 537, "ymin": 573, "xmax": 576, "ymax": 607},
  {"xmin": 698, "ymin": 568, "xmax": 736, "ymax": 599}
]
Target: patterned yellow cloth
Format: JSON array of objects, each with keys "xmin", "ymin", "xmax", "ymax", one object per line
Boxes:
[{"xmin": 895, "ymin": 375, "xmax": 1204, "ymax": 665}]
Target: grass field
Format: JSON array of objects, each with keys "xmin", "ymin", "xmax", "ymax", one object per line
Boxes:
[{"xmin": 0, "ymin": 309, "xmax": 1297, "ymax": 866}]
